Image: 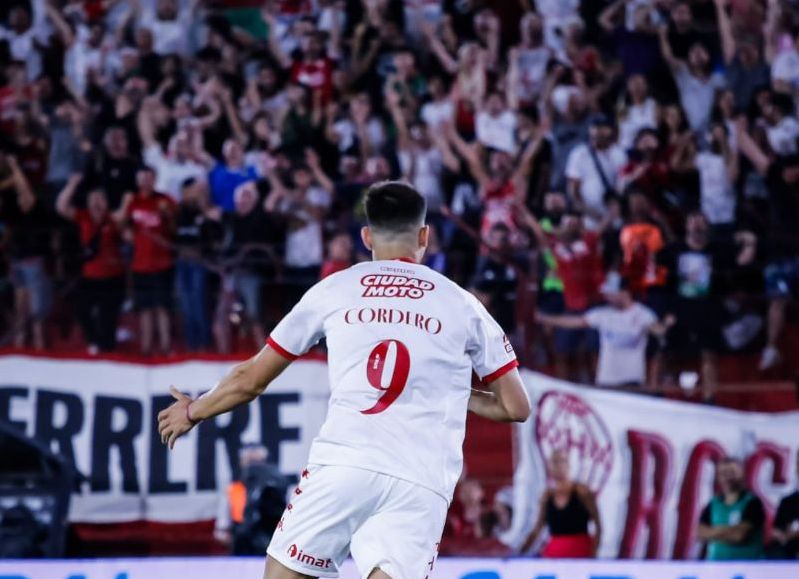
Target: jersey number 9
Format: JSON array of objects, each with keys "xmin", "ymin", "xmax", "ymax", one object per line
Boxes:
[{"xmin": 361, "ymin": 339, "xmax": 411, "ymax": 415}]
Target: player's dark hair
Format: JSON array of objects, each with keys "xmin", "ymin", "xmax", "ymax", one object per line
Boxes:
[{"xmin": 364, "ymin": 181, "xmax": 426, "ymax": 234}]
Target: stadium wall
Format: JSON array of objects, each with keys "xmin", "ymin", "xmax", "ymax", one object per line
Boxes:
[{"xmin": 0, "ymin": 355, "xmax": 798, "ymax": 560}]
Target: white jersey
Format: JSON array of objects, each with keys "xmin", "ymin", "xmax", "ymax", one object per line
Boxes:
[{"xmin": 267, "ymin": 259, "xmax": 518, "ymax": 502}]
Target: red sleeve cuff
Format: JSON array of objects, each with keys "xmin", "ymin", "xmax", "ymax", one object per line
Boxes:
[
  {"xmin": 266, "ymin": 337, "xmax": 299, "ymax": 361},
  {"xmin": 481, "ymin": 359, "xmax": 519, "ymax": 384}
]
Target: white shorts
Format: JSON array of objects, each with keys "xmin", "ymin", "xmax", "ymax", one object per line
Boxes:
[{"xmin": 266, "ymin": 464, "xmax": 448, "ymax": 579}]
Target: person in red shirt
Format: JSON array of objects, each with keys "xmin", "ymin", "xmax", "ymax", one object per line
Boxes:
[
  {"xmin": 445, "ymin": 123, "xmax": 549, "ymax": 248},
  {"xmin": 56, "ymin": 174, "xmax": 126, "ymax": 354},
  {"xmin": 320, "ymin": 232, "xmax": 353, "ymax": 279},
  {"xmin": 265, "ymin": 8, "xmax": 336, "ymax": 106},
  {"xmin": 121, "ymin": 167, "xmax": 176, "ymax": 356},
  {"xmin": 520, "ymin": 205, "xmax": 605, "ymax": 382}
]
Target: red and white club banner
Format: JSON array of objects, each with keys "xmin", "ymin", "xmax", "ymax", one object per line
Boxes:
[
  {"xmin": 0, "ymin": 355, "xmax": 330, "ymax": 523},
  {"xmin": 508, "ymin": 372, "xmax": 799, "ymax": 560}
]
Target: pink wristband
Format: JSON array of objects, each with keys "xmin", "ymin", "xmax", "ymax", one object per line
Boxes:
[{"xmin": 186, "ymin": 402, "xmax": 200, "ymax": 425}]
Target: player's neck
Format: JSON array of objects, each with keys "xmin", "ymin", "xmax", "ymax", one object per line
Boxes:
[{"xmin": 371, "ymin": 245, "xmax": 421, "ymax": 264}]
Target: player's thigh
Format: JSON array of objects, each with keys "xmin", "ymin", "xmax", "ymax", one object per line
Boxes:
[
  {"xmin": 267, "ymin": 465, "xmax": 382, "ymax": 578},
  {"xmin": 350, "ymin": 478, "xmax": 448, "ymax": 579},
  {"xmin": 264, "ymin": 555, "xmax": 316, "ymax": 579}
]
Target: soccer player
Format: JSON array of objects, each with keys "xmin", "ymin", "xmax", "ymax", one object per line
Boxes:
[{"xmin": 158, "ymin": 181, "xmax": 531, "ymax": 579}]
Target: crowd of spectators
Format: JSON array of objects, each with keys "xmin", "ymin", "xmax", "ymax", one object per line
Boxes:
[{"xmin": 1, "ymin": 0, "xmax": 799, "ymax": 396}]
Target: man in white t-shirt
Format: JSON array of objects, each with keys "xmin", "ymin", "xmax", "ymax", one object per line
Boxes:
[
  {"xmin": 763, "ymin": 92, "xmax": 799, "ymax": 156},
  {"xmin": 0, "ymin": 3, "xmax": 50, "ymax": 80},
  {"xmin": 538, "ymin": 272, "xmax": 673, "ymax": 387},
  {"xmin": 157, "ymin": 182, "xmax": 530, "ymax": 579},
  {"xmin": 475, "ymin": 91, "xmax": 518, "ymax": 154},
  {"xmin": 135, "ymin": 0, "xmax": 197, "ymax": 57},
  {"xmin": 139, "ymin": 102, "xmax": 209, "ymax": 200},
  {"xmin": 771, "ymin": 38, "xmax": 799, "ymax": 99},
  {"xmin": 695, "ymin": 123, "xmax": 738, "ymax": 227},
  {"xmin": 565, "ymin": 115, "xmax": 627, "ymax": 228}
]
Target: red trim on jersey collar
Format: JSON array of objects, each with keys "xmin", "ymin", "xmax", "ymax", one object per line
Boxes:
[
  {"xmin": 481, "ymin": 359, "xmax": 519, "ymax": 384},
  {"xmin": 266, "ymin": 337, "xmax": 299, "ymax": 361},
  {"xmin": 393, "ymin": 257, "xmax": 418, "ymax": 264}
]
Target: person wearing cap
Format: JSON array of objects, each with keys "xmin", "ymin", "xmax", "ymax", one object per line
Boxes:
[{"xmin": 537, "ymin": 272, "xmax": 674, "ymax": 388}]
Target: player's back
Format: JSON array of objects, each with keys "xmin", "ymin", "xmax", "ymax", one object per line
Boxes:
[{"xmin": 267, "ymin": 259, "xmax": 518, "ymax": 502}]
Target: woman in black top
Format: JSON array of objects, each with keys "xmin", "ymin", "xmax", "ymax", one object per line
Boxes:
[{"xmin": 521, "ymin": 450, "xmax": 601, "ymax": 558}]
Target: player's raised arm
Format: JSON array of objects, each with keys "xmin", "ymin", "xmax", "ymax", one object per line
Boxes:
[
  {"xmin": 157, "ymin": 345, "xmax": 292, "ymax": 448},
  {"xmin": 468, "ymin": 368, "xmax": 530, "ymax": 423},
  {"xmin": 160, "ymin": 269, "xmax": 328, "ymax": 448}
]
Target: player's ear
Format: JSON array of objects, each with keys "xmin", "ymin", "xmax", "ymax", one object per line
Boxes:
[
  {"xmin": 418, "ymin": 225, "xmax": 429, "ymax": 249},
  {"xmin": 360, "ymin": 226, "xmax": 372, "ymax": 250}
]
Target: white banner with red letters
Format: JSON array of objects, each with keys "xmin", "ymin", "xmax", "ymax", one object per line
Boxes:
[
  {"xmin": 509, "ymin": 373, "xmax": 799, "ymax": 559},
  {"xmin": 0, "ymin": 354, "xmax": 330, "ymax": 523}
]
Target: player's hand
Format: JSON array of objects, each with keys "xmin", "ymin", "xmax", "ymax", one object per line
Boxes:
[{"xmin": 157, "ymin": 386, "xmax": 197, "ymax": 449}]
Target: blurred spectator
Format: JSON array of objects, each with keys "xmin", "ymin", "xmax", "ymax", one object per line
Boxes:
[
  {"xmin": 56, "ymin": 174, "xmax": 124, "ymax": 354},
  {"xmin": 657, "ymin": 212, "xmax": 757, "ymax": 402},
  {"xmin": 693, "ymin": 122, "xmax": 739, "ymax": 235},
  {"xmin": 42, "ymin": 99, "xmax": 90, "ymax": 202},
  {"xmin": 520, "ymin": 205, "xmax": 605, "ymax": 382},
  {"xmin": 770, "ymin": 453, "xmax": 799, "ymax": 559},
  {"xmin": 84, "ymin": 126, "xmax": 138, "ymax": 210},
  {"xmin": 2, "ymin": 155, "xmax": 53, "ymax": 350},
  {"xmin": 423, "ymin": 225, "xmax": 447, "ymax": 274},
  {"xmin": 215, "ymin": 443, "xmax": 289, "ymax": 556},
  {"xmin": 388, "ymin": 89, "xmax": 446, "ymax": 218},
  {"xmin": 565, "ymin": 115, "xmax": 627, "ymax": 228},
  {"xmin": 0, "ymin": 2, "xmax": 48, "ymax": 80},
  {"xmin": 215, "ymin": 181, "xmax": 275, "ymax": 353},
  {"xmin": 442, "ymin": 477, "xmax": 511, "ymax": 556},
  {"xmin": 475, "ymin": 91, "xmax": 517, "ymax": 155},
  {"xmin": 209, "ymin": 139, "xmax": 258, "ymax": 213},
  {"xmin": 138, "ymin": 100, "xmax": 211, "ymax": 201},
  {"xmin": 446, "ymin": 122, "xmax": 546, "ymax": 245},
  {"xmin": 266, "ymin": 149, "xmax": 333, "ymax": 302},
  {"xmin": 521, "ymin": 449, "xmax": 601, "ymax": 558},
  {"xmin": 737, "ymin": 122, "xmax": 799, "ymax": 371},
  {"xmin": 715, "ymin": 0, "xmax": 769, "ymax": 112},
  {"xmin": 537, "ymin": 272, "xmax": 674, "ymax": 389},
  {"xmin": 698, "ymin": 457, "xmax": 765, "ymax": 560},
  {"xmin": 618, "ymin": 192, "xmax": 669, "ymax": 297},
  {"xmin": 665, "ymin": 1, "xmax": 704, "ymax": 61},
  {"xmin": 547, "ymin": 80, "xmax": 591, "ymax": 192},
  {"xmin": 174, "ymin": 178, "xmax": 220, "ymax": 352},
  {"xmin": 509, "ymin": 13, "xmax": 552, "ymax": 108},
  {"xmin": 763, "ymin": 92, "xmax": 799, "ymax": 157},
  {"xmin": 619, "ymin": 129, "xmax": 672, "ymax": 211},
  {"xmin": 659, "ymin": 25, "xmax": 726, "ymax": 133},
  {"xmin": 326, "ymin": 92, "xmax": 385, "ymax": 158},
  {"xmin": 485, "ymin": 486, "xmax": 514, "ymax": 541},
  {"xmin": 320, "ymin": 232, "xmax": 353, "ymax": 279},
  {"xmin": 130, "ymin": 0, "xmax": 199, "ymax": 58},
  {"xmin": 122, "ymin": 166, "xmax": 176, "ymax": 356},
  {"xmin": 446, "ymin": 478, "xmax": 487, "ymax": 542},
  {"xmin": 598, "ymin": 0, "xmax": 661, "ymax": 80},
  {"xmin": 470, "ymin": 223, "xmax": 524, "ymax": 334},
  {"xmin": 617, "ymin": 75, "xmax": 658, "ymax": 151}
]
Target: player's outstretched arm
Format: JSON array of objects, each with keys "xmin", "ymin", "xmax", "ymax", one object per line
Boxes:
[
  {"xmin": 468, "ymin": 368, "xmax": 530, "ymax": 423},
  {"xmin": 158, "ymin": 346, "xmax": 292, "ymax": 448}
]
